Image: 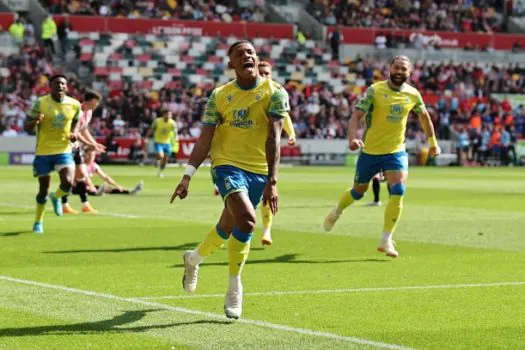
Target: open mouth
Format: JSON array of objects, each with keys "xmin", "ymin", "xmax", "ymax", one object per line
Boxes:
[{"xmin": 243, "ymin": 61, "xmax": 255, "ymax": 69}]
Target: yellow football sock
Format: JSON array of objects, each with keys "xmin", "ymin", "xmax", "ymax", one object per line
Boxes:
[
  {"xmin": 55, "ymin": 188, "xmax": 68, "ymax": 198},
  {"xmin": 337, "ymin": 188, "xmax": 362, "ymax": 211},
  {"xmin": 383, "ymin": 195, "xmax": 404, "ymax": 233},
  {"xmin": 228, "ymin": 235, "xmax": 250, "ymax": 276},
  {"xmin": 196, "ymin": 226, "xmax": 228, "ymax": 257},
  {"xmin": 261, "ymin": 204, "xmax": 273, "ymax": 230},
  {"xmin": 35, "ymin": 203, "xmax": 46, "ymax": 223}
]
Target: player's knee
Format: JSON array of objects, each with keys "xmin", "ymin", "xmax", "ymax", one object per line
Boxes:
[
  {"xmin": 232, "ymin": 227, "xmax": 253, "ymax": 243},
  {"xmin": 216, "ymin": 224, "xmax": 232, "ymax": 239},
  {"xmin": 60, "ymin": 181, "xmax": 73, "ymax": 193},
  {"xmin": 36, "ymin": 193, "xmax": 48, "ymax": 204},
  {"xmin": 350, "ymin": 186, "xmax": 366, "ymax": 200},
  {"xmin": 390, "ymin": 183, "xmax": 406, "ymax": 196},
  {"xmin": 236, "ymin": 212, "xmax": 256, "ymax": 233}
]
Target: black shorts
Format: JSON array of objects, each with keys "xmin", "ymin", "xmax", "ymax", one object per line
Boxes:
[{"xmin": 73, "ymin": 148, "xmax": 84, "ymax": 166}]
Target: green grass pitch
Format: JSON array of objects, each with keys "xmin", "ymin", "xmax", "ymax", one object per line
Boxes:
[{"xmin": 0, "ymin": 165, "xmax": 524, "ymax": 349}]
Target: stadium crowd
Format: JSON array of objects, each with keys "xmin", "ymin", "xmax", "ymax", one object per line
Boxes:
[
  {"xmin": 307, "ymin": 0, "xmax": 505, "ymax": 33},
  {"xmin": 1, "ymin": 37, "xmax": 522, "ymax": 165},
  {"xmin": 43, "ymin": 0, "xmax": 266, "ymax": 22}
]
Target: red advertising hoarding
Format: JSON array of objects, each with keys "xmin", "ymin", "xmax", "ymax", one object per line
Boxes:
[
  {"xmin": 328, "ymin": 26, "xmax": 525, "ymax": 51},
  {"xmin": 0, "ymin": 13, "xmax": 15, "ymax": 29},
  {"xmin": 53, "ymin": 15, "xmax": 294, "ymax": 39},
  {"xmin": 95, "ymin": 137, "xmax": 197, "ymax": 161}
]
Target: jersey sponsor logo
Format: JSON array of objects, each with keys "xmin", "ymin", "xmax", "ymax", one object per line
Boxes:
[
  {"xmin": 226, "ymin": 95, "xmax": 233, "ymax": 104},
  {"xmin": 387, "ymin": 104, "xmax": 404, "ymax": 122},
  {"xmin": 230, "ymin": 107, "xmax": 253, "ymax": 129},
  {"xmin": 51, "ymin": 113, "xmax": 66, "ymax": 129}
]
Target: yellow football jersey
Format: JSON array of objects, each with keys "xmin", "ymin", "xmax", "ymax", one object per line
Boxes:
[
  {"xmin": 202, "ymin": 78, "xmax": 290, "ymax": 175},
  {"xmin": 153, "ymin": 117, "xmax": 177, "ymax": 144},
  {"xmin": 356, "ymin": 80, "xmax": 426, "ymax": 155},
  {"xmin": 29, "ymin": 95, "xmax": 81, "ymax": 156}
]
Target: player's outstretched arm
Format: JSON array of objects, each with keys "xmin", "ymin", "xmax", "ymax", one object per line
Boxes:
[
  {"xmin": 263, "ymin": 116, "xmax": 283, "ymax": 215},
  {"xmin": 348, "ymin": 109, "xmax": 365, "ymax": 151},
  {"xmin": 170, "ymin": 125, "xmax": 216, "ymax": 203},
  {"xmin": 417, "ymin": 110, "xmax": 441, "ymax": 158},
  {"xmin": 96, "ymin": 167, "xmax": 122, "ymax": 190}
]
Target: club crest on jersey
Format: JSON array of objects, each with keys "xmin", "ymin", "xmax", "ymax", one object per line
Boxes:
[
  {"xmin": 230, "ymin": 107, "xmax": 253, "ymax": 129},
  {"xmin": 255, "ymin": 91, "xmax": 263, "ymax": 101},
  {"xmin": 224, "ymin": 176, "xmax": 232, "ymax": 190}
]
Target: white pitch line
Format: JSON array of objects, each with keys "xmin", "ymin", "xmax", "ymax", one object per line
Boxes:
[
  {"xmin": 0, "ymin": 275, "xmax": 409, "ymax": 350},
  {"xmin": 135, "ymin": 281, "xmax": 525, "ymax": 300}
]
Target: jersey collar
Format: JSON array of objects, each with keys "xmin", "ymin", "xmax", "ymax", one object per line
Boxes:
[
  {"xmin": 235, "ymin": 76, "xmax": 263, "ymax": 91},
  {"xmin": 387, "ymin": 79, "xmax": 405, "ymax": 92}
]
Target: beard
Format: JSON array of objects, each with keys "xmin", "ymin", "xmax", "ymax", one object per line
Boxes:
[{"xmin": 390, "ymin": 73, "xmax": 408, "ymax": 86}]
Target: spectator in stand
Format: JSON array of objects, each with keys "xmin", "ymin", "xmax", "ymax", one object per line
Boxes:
[
  {"xmin": 479, "ymin": 125, "xmax": 491, "ymax": 165},
  {"xmin": 44, "ymin": 0, "xmax": 261, "ymax": 22},
  {"xmin": 2, "ymin": 124, "xmax": 18, "ymax": 137},
  {"xmin": 41, "ymin": 15, "xmax": 58, "ymax": 57},
  {"xmin": 57, "ymin": 19, "xmax": 70, "ymax": 56},
  {"xmin": 375, "ymin": 33, "xmax": 387, "ymax": 49},
  {"xmin": 508, "ymin": 125, "xmax": 518, "ymax": 165},
  {"xmin": 490, "ymin": 126, "xmax": 502, "ymax": 163},
  {"xmin": 316, "ymin": 0, "xmax": 504, "ymax": 32},
  {"xmin": 328, "ymin": 26, "xmax": 343, "ymax": 61},
  {"xmin": 500, "ymin": 126, "xmax": 512, "ymax": 165},
  {"xmin": 8, "ymin": 17, "xmax": 25, "ymax": 46},
  {"xmin": 455, "ymin": 126, "xmax": 470, "ymax": 166}
]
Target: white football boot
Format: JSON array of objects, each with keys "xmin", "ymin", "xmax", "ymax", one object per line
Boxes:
[
  {"xmin": 182, "ymin": 250, "xmax": 199, "ymax": 293},
  {"xmin": 323, "ymin": 207, "xmax": 341, "ymax": 231}
]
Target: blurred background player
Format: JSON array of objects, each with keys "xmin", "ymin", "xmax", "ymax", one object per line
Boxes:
[
  {"xmin": 257, "ymin": 61, "xmax": 296, "ymax": 246},
  {"xmin": 83, "ymin": 146, "xmax": 144, "ymax": 196},
  {"xmin": 170, "ymin": 133, "xmax": 180, "ymax": 163},
  {"xmin": 171, "ymin": 41, "xmax": 287, "ymax": 319},
  {"xmin": 367, "ymin": 173, "xmax": 391, "ymax": 207},
  {"xmin": 146, "ymin": 110, "xmax": 178, "ymax": 178},
  {"xmin": 324, "ymin": 56, "xmax": 441, "ymax": 258},
  {"xmin": 62, "ymin": 90, "xmax": 106, "ymax": 214},
  {"xmin": 25, "ymin": 75, "xmax": 81, "ymax": 234}
]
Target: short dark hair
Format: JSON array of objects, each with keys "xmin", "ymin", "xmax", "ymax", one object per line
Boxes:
[
  {"xmin": 390, "ymin": 55, "xmax": 411, "ymax": 66},
  {"xmin": 228, "ymin": 40, "xmax": 253, "ymax": 56},
  {"xmin": 161, "ymin": 109, "xmax": 171, "ymax": 116},
  {"xmin": 84, "ymin": 89, "xmax": 102, "ymax": 101},
  {"xmin": 49, "ymin": 74, "xmax": 67, "ymax": 83}
]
